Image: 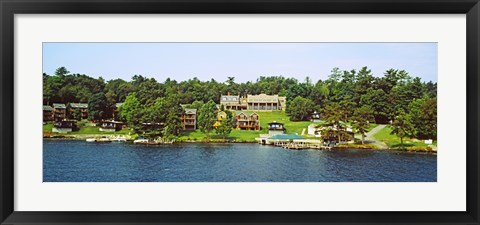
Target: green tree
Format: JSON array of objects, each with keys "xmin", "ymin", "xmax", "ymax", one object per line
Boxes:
[
  {"xmin": 390, "ymin": 110, "xmax": 415, "ymax": 149},
  {"xmin": 55, "ymin": 66, "xmax": 70, "ymax": 77},
  {"xmin": 197, "ymin": 100, "xmax": 218, "ymax": 141},
  {"xmin": 352, "ymin": 105, "xmax": 374, "ymax": 144},
  {"xmin": 321, "ymin": 102, "xmax": 347, "ymax": 144},
  {"xmin": 288, "ymin": 96, "xmax": 315, "ymax": 121},
  {"xmin": 215, "ymin": 110, "xmax": 234, "ymax": 141},
  {"xmin": 88, "ymin": 92, "xmax": 110, "ymax": 121},
  {"xmin": 119, "ymin": 93, "xmax": 142, "ymax": 127}
]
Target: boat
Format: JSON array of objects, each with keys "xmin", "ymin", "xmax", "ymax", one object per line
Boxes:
[
  {"xmin": 133, "ymin": 139, "xmax": 149, "ymax": 144},
  {"xmin": 97, "ymin": 137, "xmax": 112, "ymax": 143},
  {"xmin": 86, "ymin": 138, "xmax": 96, "ymax": 142},
  {"xmin": 111, "ymin": 137, "xmax": 127, "ymax": 142}
]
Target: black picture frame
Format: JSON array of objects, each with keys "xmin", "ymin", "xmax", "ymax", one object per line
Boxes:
[{"xmin": 1, "ymin": 0, "xmax": 479, "ymax": 224}]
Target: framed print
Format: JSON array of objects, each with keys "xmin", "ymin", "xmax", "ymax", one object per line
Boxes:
[{"xmin": 1, "ymin": 0, "xmax": 479, "ymax": 224}]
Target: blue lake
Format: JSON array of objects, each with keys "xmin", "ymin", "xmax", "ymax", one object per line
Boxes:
[{"xmin": 43, "ymin": 140, "xmax": 437, "ymax": 182}]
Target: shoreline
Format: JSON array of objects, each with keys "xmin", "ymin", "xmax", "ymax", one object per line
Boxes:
[{"xmin": 43, "ymin": 136, "xmax": 436, "ymax": 153}]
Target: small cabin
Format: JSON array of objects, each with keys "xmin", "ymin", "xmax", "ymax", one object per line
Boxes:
[
  {"xmin": 99, "ymin": 121, "xmax": 123, "ymax": 132},
  {"xmin": 52, "ymin": 120, "xmax": 77, "ymax": 133},
  {"xmin": 267, "ymin": 121, "xmax": 286, "ymax": 135}
]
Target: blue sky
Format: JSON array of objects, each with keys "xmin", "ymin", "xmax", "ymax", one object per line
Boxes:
[{"xmin": 43, "ymin": 43, "xmax": 437, "ymax": 83}]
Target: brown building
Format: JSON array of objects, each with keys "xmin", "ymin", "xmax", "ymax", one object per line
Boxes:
[
  {"xmin": 235, "ymin": 111, "xmax": 260, "ymax": 130},
  {"xmin": 43, "ymin": 105, "xmax": 54, "ymax": 122},
  {"xmin": 53, "ymin": 103, "xmax": 66, "ymax": 121},
  {"xmin": 68, "ymin": 103, "xmax": 89, "ymax": 119},
  {"xmin": 182, "ymin": 108, "xmax": 197, "ymax": 130}
]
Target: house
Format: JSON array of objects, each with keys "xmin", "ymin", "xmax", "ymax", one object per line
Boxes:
[
  {"xmin": 219, "ymin": 93, "xmax": 287, "ymax": 111},
  {"xmin": 53, "ymin": 103, "xmax": 66, "ymax": 121},
  {"xmin": 307, "ymin": 124, "xmax": 354, "ymax": 143},
  {"xmin": 246, "ymin": 94, "xmax": 286, "ymax": 111},
  {"xmin": 219, "ymin": 95, "xmax": 247, "ymax": 110},
  {"xmin": 52, "ymin": 119, "xmax": 77, "ymax": 133},
  {"xmin": 68, "ymin": 103, "xmax": 89, "ymax": 119},
  {"xmin": 234, "ymin": 111, "xmax": 260, "ymax": 130},
  {"xmin": 213, "ymin": 111, "xmax": 227, "ymax": 128},
  {"xmin": 99, "ymin": 120, "xmax": 123, "ymax": 132},
  {"xmin": 182, "ymin": 108, "xmax": 197, "ymax": 130},
  {"xmin": 267, "ymin": 121, "xmax": 286, "ymax": 135},
  {"xmin": 310, "ymin": 111, "xmax": 321, "ymax": 122},
  {"xmin": 43, "ymin": 105, "xmax": 54, "ymax": 122}
]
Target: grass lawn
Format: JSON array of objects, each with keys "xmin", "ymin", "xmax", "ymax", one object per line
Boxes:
[
  {"xmin": 373, "ymin": 125, "xmax": 437, "ymax": 150},
  {"xmin": 179, "ymin": 111, "xmax": 318, "ymax": 142},
  {"xmin": 43, "ymin": 123, "xmax": 131, "ymax": 135}
]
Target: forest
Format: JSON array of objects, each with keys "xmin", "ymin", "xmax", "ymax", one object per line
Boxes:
[{"xmin": 43, "ymin": 66, "xmax": 437, "ymax": 142}]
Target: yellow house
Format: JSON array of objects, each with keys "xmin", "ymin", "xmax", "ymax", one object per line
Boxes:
[{"xmin": 213, "ymin": 111, "xmax": 227, "ymax": 128}]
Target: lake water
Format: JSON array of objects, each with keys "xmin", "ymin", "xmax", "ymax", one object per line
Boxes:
[{"xmin": 43, "ymin": 140, "xmax": 437, "ymax": 182}]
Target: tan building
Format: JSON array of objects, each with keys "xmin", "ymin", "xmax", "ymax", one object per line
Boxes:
[
  {"xmin": 219, "ymin": 95, "xmax": 247, "ymax": 110},
  {"xmin": 247, "ymin": 94, "xmax": 286, "ymax": 111},
  {"xmin": 219, "ymin": 94, "xmax": 286, "ymax": 111}
]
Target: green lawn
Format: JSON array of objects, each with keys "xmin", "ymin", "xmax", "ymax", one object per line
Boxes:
[
  {"xmin": 43, "ymin": 123, "xmax": 131, "ymax": 135},
  {"xmin": 179, "ymin": 111, "xmax": 318, "ymax": 142},
  {"xmin": 373, "ymin": 125, "xmax": 436, "ymax": 150}
]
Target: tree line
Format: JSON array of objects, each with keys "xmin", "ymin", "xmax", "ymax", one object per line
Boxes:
[{"xmin": 43, "ymin": 66, "xmax": 437, "ymax": 142}]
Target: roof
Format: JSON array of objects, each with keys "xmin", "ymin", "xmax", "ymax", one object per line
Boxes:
[
  {"xmin": 184, "ymin": 108, "xmax": 197, "ymax": 114},
  {"xmin": 247, "ymin": 94, "xmax": 285, "ymax": 103},
  {"xmin": 235, "ymin": 111, "xmax": 259, "ymax": 117},
  {"xmin": 43, "ymin": 105, "xmax": 54, "ymax": 111},
  {"xmin": 268, "ymin": 134, "xmax": 304, "ymax": 140},
  {"xmin": 220, "ymin": 95, "xmax": 240, "ymax": 103},
  {"xmin": 53, "ymin": 103, "xmax": 66, "ymax": 109},
  {"xmin": 268, "ymin": 121, "xmax": 283, "ymax": 125},
  {"xmin": 69, "ymin": 103, "xmax": 88, "ymax": 108}
]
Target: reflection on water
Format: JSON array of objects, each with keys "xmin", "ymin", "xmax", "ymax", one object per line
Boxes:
[{"xmin": 43, "ymin": 140, "xmax": 437, "ymax": 182}]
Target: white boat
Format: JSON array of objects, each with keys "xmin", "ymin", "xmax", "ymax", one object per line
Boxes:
[
  {"xmin": 111, "ymin": 138, "xmax": 127, "ymax": 142},
  {"xmin": 133, "ymin": 139, "xmax": 149, "ymax": 144},
  {"xmin": 86, "ymin": 138, "xmax": 96, "ymax": 142},
  {"xmin": 97, "ymin": 137, "xmax": 112, "ymax": 143}
]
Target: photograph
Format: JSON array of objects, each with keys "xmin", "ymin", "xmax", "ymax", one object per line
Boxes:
[{"xmin": 42, "ymin": 42, "xmax": 438, "ymax": 182}]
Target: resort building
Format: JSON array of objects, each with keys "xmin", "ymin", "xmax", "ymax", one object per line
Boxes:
[
  {"xmin": 52, "ymin": 119, "xmax": 77, "ymax": 133},
  {"xmin": 219, "ymin": 95, "xmax": 247, "ymax": 110},
  {"xmin": 68, "ymin": 103, "xmax": 89, "ymax": 119},
  {"xmin": 247, "ymin": 94, "xmax": 286, "ymax": 111},
  {"xmin": 43, "ymin": 105, "xmax": 54, "ymax": 122},
  {"xmin": 213, "ymin": 111, "xmax": 227, "ymax": 128},
  {"xmin": 234, "ymin": 111, "xmax": 260, "ymax": 130},
  {"xmin": 99, "ymin": 120, "xmax": 124, "ymax": 132},
  {"xmin": 182, "ymin": 108, "xmax": 197, "ymax": 130},
  {"xmin": 267, "ymin": 121, "xmax": 286, "ymax": 135},
  {"xmin": 53, "ymin": 103, "xmax": 67, "ymax": 121},
  {"xmin": 219, "ymin": 93, "xmax": 287, "ymax": 111}
]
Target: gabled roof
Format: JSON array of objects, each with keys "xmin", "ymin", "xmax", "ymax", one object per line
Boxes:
[
  {"xmin": 184, "ymin": 108, "xmax": 197, "ymax": 114},
  {"xmin": 235, "ymin": 111, "xmax": 247, "ymax": 116},
  {"xmin": 268, "ymin": 134, "xmax": 304, "ymax": 140},
  {"xmin": 268, "ymin": 121, "xmax": 283, "ymax": 125},
  {"xmin": 43, "ymin": 105, "xmax": 54, "ymax": 111},
  {"xmin": 53, "ymin": 103, "xmax": 66, "ymax": 109},
  {"xmin": 69, "ymin": 103, "xmax": 88, "ymax": 108}
]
